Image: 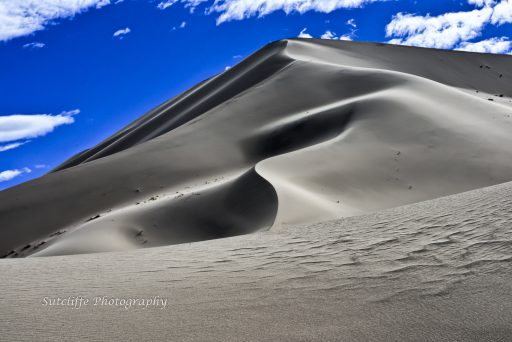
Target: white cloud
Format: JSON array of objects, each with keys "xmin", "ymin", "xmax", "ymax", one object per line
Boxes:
[
  {"xmin": 0, "ymin": 0, "xmax": 113, "ymax": 41},
  {"xmin": 96, "ymin": 0, "xmax": 111, "ymax": 8},
  {"xmin": 347, "ymin": 18, "xmax": 357, "ymax": 27},
  {"xmin": 157, "ymin": 0, "xmax": 178, "ymax": 10},
  {"xmin": 35, "ymin": 164, "xmax": 48, "ymax": 169},
  {"xmin": 298, "ymin": 28, "xmax": 313, "ymax": 38},
  {"xmin": 158, "ymin": 0, "xmax": 207, "ymax": 12},
  {"xmin": 320, "ymin": 30, "xmax": 353, "ymax": 40},
  {"xmin": 0, "ymin": 168, "xmax": 31, "ymax": 183},
  {"xmin": 161, "ymin": 0, "xmax": 379, "ymax": 20},
  {"xmin": 468, "ymin": 0, "xmax": 496, "ymax": 6},
  {"xmin": 386, "ymin": 1, "xmax": 512, "ymax": 53},
  {"xmin": 0, "ymin": 141, "xmax": 30, "ymax": 152},
  {"xmin": 0, "ymin": 109, "xmax": 79, "ymax": 143},
  {"xmin": 338, "ymin": 34, "xmax": 353, "ymax": 41},
  {"xmin": 491, "ymin": 0, "xmax": 512, "ymax": 24},
  {"xmin": 172, "ymin": 21, "xmax": 187, "ymax": 30},
  {"xmin": 23, "ymin": 42, "xmax": 45, "ymax": 49},
  {"xmin": 386, "ymin": 8, "xmax": 493, "ymax": 49},
  {"xmin": 0, "ymin": 170, "xmax": 22, "ymax": 182},
  {"xmin": 457, "ymin": 36, "xmax": 512, "ymax": 53},
  {"xmin": 299, "ymin": 28, "xmax": 354, "ymax": 40},
  {"xmin": 113, "ymin": 27, "xmax": 131, "ymax": 38},
  {"xmin": 321, "ymin": 30, "xmax": 336, "ymax": 39},
  {"xmin": 182, "ymin": 0, "xmax": 209, "ymax": 12},
  {"xmin": 207, "ymin": 0, "xmax": 381, "ymax": 24}
]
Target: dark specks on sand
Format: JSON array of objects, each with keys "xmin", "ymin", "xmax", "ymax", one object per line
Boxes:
[{"xmin": 86, "ymin": 214, "xmax": 101, "ymax": 222}]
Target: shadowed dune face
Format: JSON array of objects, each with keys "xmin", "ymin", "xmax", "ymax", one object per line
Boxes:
[
  {"xmin": 243, "ymin": 104, "xmax": 355, "ymax": 159},
  {"xmin": 32, "ymin": 169, "xmax": 278, "ymax": 256},
  {"xmin": 1, "ymin": 39, "xmax": 512, "ymax": 257}
]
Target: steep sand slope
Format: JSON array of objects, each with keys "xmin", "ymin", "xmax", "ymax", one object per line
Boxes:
[
  {"xmin": 1, "ymin": 182, "xmax": 512, "ymax": 341},
  {"xmin": 1, "ymin": 39, "xmax": 512, "ymax": 256}
]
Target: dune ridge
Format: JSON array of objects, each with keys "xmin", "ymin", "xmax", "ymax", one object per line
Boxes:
[
  {"xmin": 52, "ymin": 40, "xmax": 293, "ymax": 171},
  {"xmin": 1, "ymin": 39, "xmax": 512, "ymax": 257}
]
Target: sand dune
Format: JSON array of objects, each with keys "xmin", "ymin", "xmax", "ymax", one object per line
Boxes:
[{"xmin": 1, "ymin": 39, "xmax": 512, "ymax": 258}]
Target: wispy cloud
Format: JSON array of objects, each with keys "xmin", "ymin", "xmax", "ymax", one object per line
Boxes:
[
  {"xmin": 0, "ymin": 167, "xmax": 31, "ymax": 183},
  {"xmin": 172, "ymin": 21, "xmax": 187, "ymax": 30},
  {"xmin": 157, "ymin": 0, "xmax": 178, "ymax": 10},
  {"xmin": 0, "ymin": 0, "xmax": 114, "ymax": 42},
  {"xmin": 0, "ymin": 109, "xmax": 79, "ymax": 144},
  {"xmin": 23, "ymin": 42, "xmax": 45, "ymax": 49},
  {"xmin": 113, "ymin": 27, "xmax": 131, "ymax": 38},
  {"xmin": 161, "ymin": 0, "xmax": 208, "ymax": 12},
  {"xmin": 0, "ymin": 141, "xmax": 30, "ymax": 153}
]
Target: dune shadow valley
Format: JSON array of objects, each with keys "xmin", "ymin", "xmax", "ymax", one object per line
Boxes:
[{"xmin": 2, "ymin": 39, "xmax": 512, "ymax": 341}]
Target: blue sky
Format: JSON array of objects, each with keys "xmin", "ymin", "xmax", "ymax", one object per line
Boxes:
[{"xmin": 1, "ymin": 0, "xmax": 512, "ymax": 190}]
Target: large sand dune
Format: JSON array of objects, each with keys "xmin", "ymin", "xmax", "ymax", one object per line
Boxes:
[{"xmin": 1, "ymin": 39, "xmax": 512, "ymax": 258}]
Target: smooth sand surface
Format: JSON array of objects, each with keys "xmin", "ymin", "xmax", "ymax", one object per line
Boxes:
[
  {"xmin": 1, "ymin": 39, "xmax": 512, "ymax": 256},
  {"xmin": 1, "ymin": 182, "xmax": 512, "ymax": 341}
]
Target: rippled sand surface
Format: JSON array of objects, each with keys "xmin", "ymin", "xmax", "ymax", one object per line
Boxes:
[{"xmin": 1, "ymin": 182, "xmax": 512, "ymax": 341}]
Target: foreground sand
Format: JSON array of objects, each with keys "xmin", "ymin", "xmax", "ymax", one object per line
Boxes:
[
  {"xmin": 1, "ymin": 182, "xmax": 511, "ymax": 341},
  {"xmin": 1, "ymin": 39, "xmax": 512, "ymax": 256}
]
